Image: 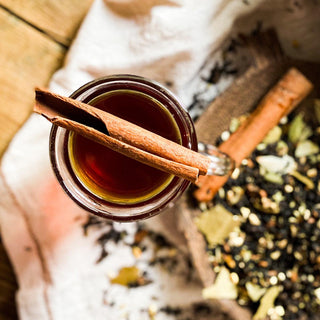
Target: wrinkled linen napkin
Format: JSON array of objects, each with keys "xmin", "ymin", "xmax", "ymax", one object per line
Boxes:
[{"xmin": 1, "ymin": 1, "xmax": 320, "ymax": 319}]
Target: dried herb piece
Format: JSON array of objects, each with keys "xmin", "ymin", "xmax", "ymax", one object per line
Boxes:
[
  {"xmin": 110, "ymin": 266, "xmax": 151, "ymax": 287},
  {"xmin": 263, "ymin": 126, "xmax": 282, "ymax": 144},
  {"xmin": 195, "ymin": 205, "xmax": 241, "ymax": 246},
  {"xmin": 295, "ymin": 140, "xmax": 319, "ymax": 158},
  {"xmin": 202, "ymin": 267, "xmax": 238, "ymax": 299},
  {"xmin": 288, "ymin": 113, "xmax": 312, "ymax": 144},
  {"xmin": 245, "ymin": 282, "xmax": 266, "ymax": 302},
  {"xmin": 262, "ymin": 172, "xmax": 283, "ymax": 185},
  {"xmin": 276, "ymin": 140, "xmax": 289, "ymax": 156},
  {"xmin": 290, "ymin": 170, "xmax": 315, "ymax": 189},
  {"xmin": 256, "ymin": 155, "xmax": 296, "ymax": 175},
  {"xmin": 253, "ymin": 286, "xmax": 282, "ymax": 320}
]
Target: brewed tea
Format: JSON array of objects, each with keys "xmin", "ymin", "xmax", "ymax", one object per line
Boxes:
[{"xmin": 68, "ymin": 90, "xmax": 181, "ymax": 204}]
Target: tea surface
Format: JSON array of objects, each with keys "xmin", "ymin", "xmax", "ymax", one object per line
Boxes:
[{"xmin": 68, "ymin": 90, "xmax": 181, "ymax": 204}]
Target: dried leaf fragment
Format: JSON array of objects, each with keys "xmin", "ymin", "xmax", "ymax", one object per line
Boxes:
[
  {"xmin": 202, "ymin": 267, "xmax": 238, "ymax": 300},
  {"xmin": 256, "ymin": 155, "xmax": 296, "ymax": 175},
  {"xmin": 110, "ymin": 266, "xmax": 151, "ymax": 287},
  {"xmin": 253, "ymin": 286, "xmax": 282, "ymax": 320},
  {"xmin": 245, "ymin": 282, "xmax": 267, "ymax": 302},
  {"xmin": 263, "ymin": 126, "xmax": 282, "ymax": 144},
  {"xmin": 288, "ymin": 113, "xmax": 312, "ymax": 144},
  {"xmin": 195, "ymin": 205, "xmax": 241, "ymax": 246},
  {"xmin": 263, "ymin": 172, "xmax": 284, "ymax": 185},
  {"xmin": 295, "ymin": 140, "xmax": 319, "ymax": 158}
]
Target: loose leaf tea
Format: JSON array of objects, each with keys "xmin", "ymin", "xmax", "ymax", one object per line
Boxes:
[{"xmin": 195, "ymin": 105, "xmax": 320, "ymax": 319}]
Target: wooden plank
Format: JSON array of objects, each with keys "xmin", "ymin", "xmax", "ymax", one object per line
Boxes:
[
  {"xmin": 0, "ymin": 0, "xmax": 93, "ymax": 46},
  {"xmin": 0, "ymin": 241, "xmax": 18, "ymax": 320},
  {"xmin": 0, "ymin": 8, "xmax": 66, "ymax": 158}
]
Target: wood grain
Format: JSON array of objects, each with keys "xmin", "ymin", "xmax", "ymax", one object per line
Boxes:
[
  {"xmin": 0, "ymin": 7, "xmax": 65, "ymax": 158},
  {"xmin": 0, "ymin": 1, "xmax": 91, "ymax": 318},
  {"xmin": 0, "ymin": 240, "xmax": 18, "ymax": 320},
  {"xmin": 0, "ymin": 0, "xmax": 93, "ymax": 46}
]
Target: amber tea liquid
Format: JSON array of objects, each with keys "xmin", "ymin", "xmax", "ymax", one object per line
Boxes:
[{"xmin": 67, "ymin": 90, "xmax": 182, "ymax": 204}]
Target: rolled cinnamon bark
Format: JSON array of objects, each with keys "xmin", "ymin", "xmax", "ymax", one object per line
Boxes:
[{"xmin": 194, "ymin": 67, "xmax": 313, "ymax": 201}]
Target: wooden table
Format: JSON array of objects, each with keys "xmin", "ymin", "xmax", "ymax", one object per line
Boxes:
[{"xmin": 0, "ymin": 1, "xmax": 93, "ymax": 318}]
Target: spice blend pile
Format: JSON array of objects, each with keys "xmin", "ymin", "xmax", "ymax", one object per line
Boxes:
[{"xmin": 194, "ymin": 100, "xmax": 320, "ymax": 320}]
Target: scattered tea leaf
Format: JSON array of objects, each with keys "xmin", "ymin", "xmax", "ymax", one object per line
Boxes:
[
  {"xmin": 202, "ymin": 267, "xmax": 238, "ymax": 299},
  {"xmin": 295, "ymin": 140, "xmax": 319, "ymax": 158},
  {"xmin": 288, "ymin": 113, "xmax": 312, "ymax": 144},
  {"xmin": 245, "ymin": 282, "xmax": 267, "ymax": 302},
  {"xmin": 253, "ymin": 286, "xmax": 282, "ymax": 320},
  {"xmin": 195, "ymin": 205, "xmax": 241, "ymax": 246},
  {"xmin": 263, "ymin": 126, "xmax": 282, "ymax": 144},
  {"xmin": 110, "ymin": 266, "xmax": 149, "ymax": 287}
]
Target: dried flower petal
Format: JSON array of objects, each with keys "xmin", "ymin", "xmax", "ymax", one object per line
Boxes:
[{"xmin": 256, "ymin": 155, "xmax": 296, "ymax": 175}]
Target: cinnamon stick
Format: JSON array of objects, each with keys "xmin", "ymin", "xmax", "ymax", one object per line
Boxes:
[
  {"xmin": 194, "ymin": 67, "xmax": 313, "ymax": 202},
  {"xmin": 51, "ymin": 117, "xmax": 200, "ymax": 182},
  {"xmin": 34, "ymin": 88, "xmax": 210, "ymax": 183}
]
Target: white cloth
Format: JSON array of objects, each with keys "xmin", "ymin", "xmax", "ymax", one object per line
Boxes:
[{"xmin": 1, "ymin": 1, "xmax": 319, "ymax": 319}]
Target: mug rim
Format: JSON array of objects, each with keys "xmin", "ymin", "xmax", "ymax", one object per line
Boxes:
[{"xmin": 49, "ymin": 74, "xmax": 197, "ymax": 222}]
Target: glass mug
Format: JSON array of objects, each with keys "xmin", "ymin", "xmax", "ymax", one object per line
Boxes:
[{"xmin": 50, "ymin": 75, "xmax": 233, "ymax": 222}]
